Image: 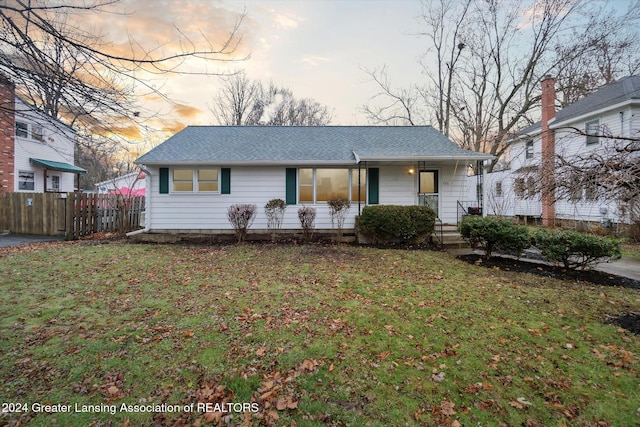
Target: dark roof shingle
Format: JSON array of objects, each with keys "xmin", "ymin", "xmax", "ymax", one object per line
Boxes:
[{"xmin": 136, "ymin": 126, "xmax": 491, "ymax": 165}]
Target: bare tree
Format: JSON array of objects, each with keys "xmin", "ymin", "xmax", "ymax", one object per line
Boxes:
[
  {"xmin": 211, "ymin": 73, "xmax": 332, "ymax": 126},
  {"xmin": 362, "ymin": 0, "xmax": 640, "ymax": 172},
  {"xmin": 1, "ymin": 0, "xmax": 246, "ymax": 186}
]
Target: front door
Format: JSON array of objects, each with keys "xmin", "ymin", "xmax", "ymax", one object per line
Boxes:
[{"xmin": 418, "ymin": 170, "xmax": 439, "ymax": 217}]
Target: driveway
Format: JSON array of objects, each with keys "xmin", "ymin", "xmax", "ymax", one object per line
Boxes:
[{"xmin": 0, "ymin": 233, "xmax": 65, "ymax": 248}]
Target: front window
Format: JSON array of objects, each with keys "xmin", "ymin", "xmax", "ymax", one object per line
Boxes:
[
  {"xmin": 173, "ymin": 169, "xmax": 194, "ymax": 192},
  {"xmin": 585, "ymin": 119, "xmax": 600, "ymax": 145},
  {"xmin": 316, "ymin": 168, "xmax": 349, "ymax": 201},
  {"xmin": 351, "ymin": 169, "xmax": 366, "ymax": 202},
  {"xmin": 18, "ymin": 171, "xmax": 35, "ymax": 190},
  {"xmin": 298, "ymin": 168, "xmax": 365, "ymax": 203},
  {"xmin": 197, "ymin": 169, "xmax": 218, "ymax": 192},
  {"xmin": 172, "ymin": 168, "xmax": 220, "ymax": 192},
  {"xmin": 299, "ymin": 168, "xmax": 313, "ymax": 202}
]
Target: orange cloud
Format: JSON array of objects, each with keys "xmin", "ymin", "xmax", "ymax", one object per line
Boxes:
[{"xmin": 173, "ymin": 103, "xmax": 202, "ymax": 120}]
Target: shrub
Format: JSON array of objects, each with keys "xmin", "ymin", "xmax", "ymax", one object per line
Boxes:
[
  {"xmin": 226, "ymin": 204, "xmax": 257, "ymax": 243},
  {"xmin": 460, "ymin": 216, "xmax": 530, "ymax": 258},
  {"xmin": 358, "ymin": 205, "xmax": 435, "ymax": 244},
  {"xmin": 265, "ymin": 198, "xmax": 287, "ymax": 241},
  {"xmin": 298, "ymin": 206, "xmax": 316, "ymax": 243},
  {"xmin": 327, "ymin": 198, "xmax": 351, "ymax": 240},
  {"xmin": 533, "ymin": 229, "xmax": 622, "ymax": 270}
]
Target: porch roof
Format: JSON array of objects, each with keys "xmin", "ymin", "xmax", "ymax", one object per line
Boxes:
[{"xmin": 30, "ymin": 158, "xmax": 87, "ymax": 174}]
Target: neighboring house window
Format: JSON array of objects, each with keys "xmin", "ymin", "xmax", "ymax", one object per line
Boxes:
[
  {"xmin": 15, "ymin": 122, "xmax": 45, "ymax": 142},
  {"xmin": 495, "ymin": 181, "xmax": 503, "ymax": 198},
  {"xmin": 569, "ymin": 177, "xmax": 582, "ymax": 201},
  {"xmin": 16, "ymin": 122, "xmax": 28, "ymax": 138},
  {"xmin": 50, "ymin": 175, "xmax": 60, "ymax": 191},
  {"xmin": 585, "ymin": 119, "xmax": 600, "ymax": 145},
  {"xmin": 172, "ymin": 168, "xmax": 219, "ymax": 192},
  {"xmin": 514, "ymin": 178, "xmax": 525, "ymax": 198},
  {"xmin": 525, "ymin": 140, "xmax": 534, "ymax": 159},
  {"xmin": 298, "ymin": 168, "xmax": 365, "ymax": 203},
  {"xmin": 18, "ymin": 171, "xmax": 35, "ymax": 190},
  {"xmin": 32, "ymin": 125, "xmax": 44, "ymax": 142},
  {"xmin": 526, "ymin": 177, "xmax": 537, "ymax": 199},
  {"xmin": 585, "ymin": 184, "xmax": 599, "ymax": 201}
]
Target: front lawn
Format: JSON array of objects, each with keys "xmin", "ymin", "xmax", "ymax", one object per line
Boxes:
[{"xmin": 0, "ymin": 240, "xmax": 638, "ymax": 426}]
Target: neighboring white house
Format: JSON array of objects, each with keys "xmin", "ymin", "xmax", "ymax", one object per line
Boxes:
[
  {"xmin": 135, "ymin": 126, "xmax": 491, "ymax": 234},
  {"xmin": 13, "ymin": 97, "xmax": 85, "ymax": 193},
  {"xmin": 0, "ymin": 75, "xmax": 85, "ymax": 194},
  {"xmin": 95, "ymin": 171, "xmax": 146, "ymax": 196},
  {"xmin": 480, "ymin": 75, "xmax": 640, "ymax": 227}
]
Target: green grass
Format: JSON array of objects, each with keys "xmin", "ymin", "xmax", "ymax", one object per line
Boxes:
[
  {"xmin": 0, "ymin": 240, "xmax": 639, "ymax": 426},
  {"xmin": 622, "ymin": 242, "xmax": 640, "ymax": 260}
]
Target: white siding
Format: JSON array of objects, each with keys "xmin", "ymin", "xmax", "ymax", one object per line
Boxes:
[
  {"xmin": 145, "ymin": 162, "xmax": 472, "ymax": 232},
  {"xmin": 552, "ymin": 108, "xmax": 633, "ymax": 223}
]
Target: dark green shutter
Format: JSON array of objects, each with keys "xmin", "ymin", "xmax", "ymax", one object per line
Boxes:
[
  {"xmin": 285, "ymin": 168, "xmax": 297, "ymax": 205},
  {"xmin": 221, "ymin": 168, "xmax": 231, "ymax": 194},
  {"xmin": 159, "ymin": 168, "xmax": 169, "ymax": 194},
  {"xmin": 368, "ymin": 168, "xmax": 379, "ymax": 204}
]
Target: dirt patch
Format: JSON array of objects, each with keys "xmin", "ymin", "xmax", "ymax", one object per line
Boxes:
[{"xmin": 609, "ymin": 313, "xmax": 640, "ymax": 335}]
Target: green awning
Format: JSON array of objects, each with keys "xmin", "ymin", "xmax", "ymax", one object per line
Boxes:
[{"xmin": 30, "ymin": 158, "xmax": 86, "ymax": 174}]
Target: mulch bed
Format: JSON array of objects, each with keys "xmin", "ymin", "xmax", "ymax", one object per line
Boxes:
[{"xmin": 457, "ymin": 253, "xmax": 640, "ymax": 335}]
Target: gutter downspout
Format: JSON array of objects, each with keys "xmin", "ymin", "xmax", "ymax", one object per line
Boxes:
[{"xmin": 126, "ymin": 165, "xmax": 151, "ymax": 237}]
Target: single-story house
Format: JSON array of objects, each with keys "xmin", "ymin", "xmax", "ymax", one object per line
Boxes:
[{"xmin": 134, "ymin": 126, "xmax": 491, "ymax": 235}]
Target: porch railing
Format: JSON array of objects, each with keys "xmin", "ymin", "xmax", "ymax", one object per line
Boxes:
[{"xmin": 457, "ymin": 200, "xmax": 483, "ymax": 226}]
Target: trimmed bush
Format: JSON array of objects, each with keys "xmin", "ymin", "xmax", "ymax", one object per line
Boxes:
[
  {"xmin": 227, "ymin": 204, "xmax": 257, "ymax": 243},
  {"xmin": 358, "ymin": 205, "xmax": 435, "ymax": 244},
  {"xmin": 265, "ymin": 198, "xmax": 287, "ymax": 241},
  {"xmin": 460, "ymin": 216, "xmax": 530, "ymax": 258},
  {"xmin": 327, "ymin": 198, "xmax": 351, "ymax": 239},
  {"xmin": 298, "ymin": 206, "xmax": 316, "ymax": 243},
  {"xmin": 533, "ymin": 229, "xmax": 622, "ymax": 270}
]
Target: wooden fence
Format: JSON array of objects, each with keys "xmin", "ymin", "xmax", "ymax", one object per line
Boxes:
[{"xmin": 0, "ymin": 192, "xmax": 145, "ymax": 240}]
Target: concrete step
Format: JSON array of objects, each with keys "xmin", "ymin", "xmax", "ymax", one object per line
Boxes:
[{"xmin": 433, "ymin": 224, "xmax": 469, "ymax": 249}]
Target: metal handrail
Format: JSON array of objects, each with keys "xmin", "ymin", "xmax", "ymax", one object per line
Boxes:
[{"xmin": 433, "ymin": 217, "xmax": 444, "ymax": 249}]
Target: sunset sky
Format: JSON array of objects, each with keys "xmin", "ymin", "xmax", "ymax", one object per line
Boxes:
[{"xmin": 92, "ymin": 0, "xmax": 427, "ymax": 137}]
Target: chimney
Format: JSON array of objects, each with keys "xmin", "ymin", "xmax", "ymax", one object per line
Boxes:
[
  {"xmin": 0, "ymin": 74, "xmax": 15, "ymax": 194},
  {"xmin": 540, "ymin": 75, "xmax": 556, "ymax": 227}
]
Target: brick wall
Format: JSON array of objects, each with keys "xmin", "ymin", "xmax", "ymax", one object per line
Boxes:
[{"xmin": 0, "ymin": 75, "xmax": 15, "ymax": 194}]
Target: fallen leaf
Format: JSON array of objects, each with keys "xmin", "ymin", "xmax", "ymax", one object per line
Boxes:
[
  {"xmin": 517, "ymin": 397, "xmax": 533, "ymax": 406},
  {"xmin": 108, "ymin": 385, "xmax": 119, "ymax": 395},
  {"xmin": 432, "ymin": 372, "xmax": 446, "ymax": 382},
  {"xmin": 441, "ymin": 400, "xmax": 456, "ymax": 416}
]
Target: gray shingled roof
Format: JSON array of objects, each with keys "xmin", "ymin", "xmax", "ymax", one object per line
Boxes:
[
  {"xmin": 509, "ymin": 76, "xmax": 640, "ymax": 140},
  {"xmin": 136, "ymin": 126, "xmax": 491, "ymax": 165},
  {"xmin": 553, "ymin": 75, "xmax": 640, "ymax": 125}
]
